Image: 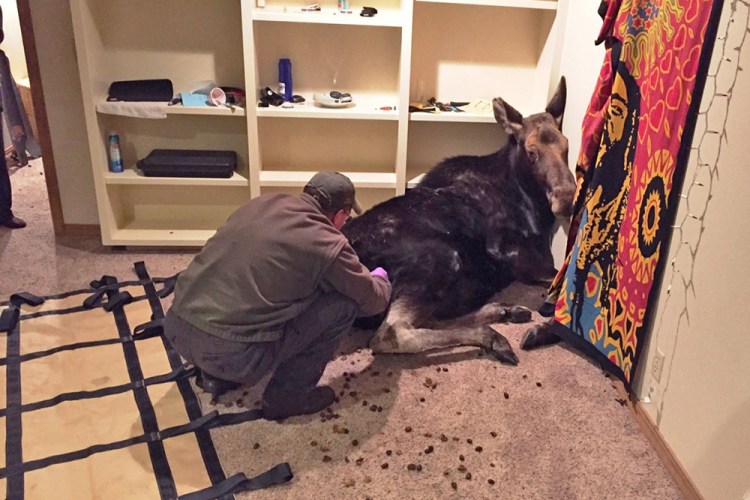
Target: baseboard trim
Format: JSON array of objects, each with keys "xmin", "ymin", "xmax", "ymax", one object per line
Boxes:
[
  {"xmin": 626, "ymin": 395, "xmax": 704, "ymax": 500},
  {"xmin": 609, "ymin": 379, "xmax": 703, "ymax": 499},
  {"xmin": 62, "ymin": 224, "xmax": 100, "ymax": 236}
]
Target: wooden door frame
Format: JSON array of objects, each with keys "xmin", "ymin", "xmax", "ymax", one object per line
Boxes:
[{"xmin": 16, "ymin": 0, "xmax": 65, "ymax": 235}]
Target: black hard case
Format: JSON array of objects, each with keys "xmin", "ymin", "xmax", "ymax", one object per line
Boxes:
[
  {"xmin": 137, "ymin": 150, "xmax": 237, "ymax": 178},
  {"xmin": 107, "ymin": 79, "xmax": 174, "ymax": 102}
]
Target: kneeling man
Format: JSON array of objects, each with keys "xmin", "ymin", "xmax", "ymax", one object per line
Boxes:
[{"xmin": 165, "ymin": 172, "xmax": 391, "ymax": 420}]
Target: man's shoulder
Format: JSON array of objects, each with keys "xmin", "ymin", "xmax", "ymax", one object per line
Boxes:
[
  {"xmin": 253, "ymin": 192, "xmax": 299, "ymax": 205},
  {"xmin": 236, "ymin": 193, "xmax": 303, "ymax": 215}
]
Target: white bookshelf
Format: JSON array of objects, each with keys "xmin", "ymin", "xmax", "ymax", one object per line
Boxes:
[
  {"xmin": 252, "ymin": 8, "xmax": 404, "ymax": 26},
  {"xmin": 417, "ymin": 0, "xmax": 557, "ymax": 8},
  {"xmin": 70, "ymin": 0, "xmax": 566, "ymax": 246},
  {"xmin": 103, "ymin": 169, "xmax": 249, "ymax": 187}
]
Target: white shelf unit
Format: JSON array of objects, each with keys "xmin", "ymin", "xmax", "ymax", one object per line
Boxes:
[
  {"xmin": 245, "ymin": 0, "xmax": 413, "ymax": 205},
  {"xmin": 71, "ymin": 0, "xmax": 565, "ymax": 247},
  {"xmin": 70, "ymin": 0, "xmax": 250, "ymax": 246},
  {"xmin": 406, "ymin": 0, "xmax": 563, "ymax": 183}
]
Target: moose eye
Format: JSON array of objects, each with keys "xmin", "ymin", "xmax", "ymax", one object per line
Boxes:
[{"xmin": 528, "ymin": 150, "xmax": 539, "ymax": 163}]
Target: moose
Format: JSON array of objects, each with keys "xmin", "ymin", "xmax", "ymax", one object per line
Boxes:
[{"xmin": 342, "ymin": 78, "xmax": 575, "ymax": 364}]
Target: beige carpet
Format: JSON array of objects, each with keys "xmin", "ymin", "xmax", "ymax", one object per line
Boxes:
[{"xmin": 0, "ymin": 160, "xmax": 682, "ymax": 499}]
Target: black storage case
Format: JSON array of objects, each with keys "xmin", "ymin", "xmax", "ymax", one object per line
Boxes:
[
  {"xmin": 137, "ymin": 149, "xmax": 237, "ymax": 178},
  {"xmin": 107, "ymin": 79, "xmax": 174, "ymax": 102}
]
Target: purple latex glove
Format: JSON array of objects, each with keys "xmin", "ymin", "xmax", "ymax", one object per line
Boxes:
[{"xmin": 370, "ymin": 267, "xmax": 389, "ymax": 281}]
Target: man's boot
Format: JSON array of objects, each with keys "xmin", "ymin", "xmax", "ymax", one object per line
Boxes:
[
  {"xmin": 261, "ymin": 382, "xmax": 335, "ymax": 420},
  {"xmin": 195, "ymin": 369, "xmax": 240, "ymax": 399}
]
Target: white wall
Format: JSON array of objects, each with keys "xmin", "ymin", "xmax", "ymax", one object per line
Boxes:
[
  {"xmin": 0, "ymin": 0, "xmax": 27, "ymax": 80},
  {"xmin": 634, "ymin": 3, "xmax": 750, "ymax": 499},
  {"xmin": 31, "ymin": 0, "xmax": 606, "ymax": 230},
  {"xmin": 23, "ymin": 1, "xmax": 750, "ymax": 497},
  {"xmin": 551, "ymin": 2, "xmax": 605, "ymax": 264},
  {"xmin": 29, "ymin": 0, "xmax": 97, "ymax": 224}
]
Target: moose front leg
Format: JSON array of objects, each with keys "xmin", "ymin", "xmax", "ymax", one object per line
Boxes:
[
  {"xmin": 368, "ymin": 298, "xmax": 520, "ymax": 364},
  {"xmin": 370, "ymin": 323, "xmax": 519, "ymax": 365},
  {"xmin": 520, "ymin": 319, "xmax": 561, "ymax": 349},
  {"xmin": 369, "ymin": 316, "xmax": 518, "ymax": 367},
  {"xmin": 430, "ymin": 302, "xmax": 532, "ymax": 329}
]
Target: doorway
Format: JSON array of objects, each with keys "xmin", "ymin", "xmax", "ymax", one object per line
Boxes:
[{"xmin": 4, "ymin": 0, "xmax": 64, "ymax": 234}]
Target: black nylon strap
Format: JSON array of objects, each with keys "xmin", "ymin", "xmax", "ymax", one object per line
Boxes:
[
  {"xmin": 134, "ymin": 261, "xmax": 232, "ymax": 496},
  {"xmin": 0, "ymin": 338, "xmax": 121, "ymax": 367},
  {"xmin": 0, "ymin": 403, "xmax": 274, "ymax": 481},
  {"xmin": 10, "ymin": 292, "xmax": 44, "ymax": 307},
  {"xmin": 0, "ymin": 412, "xmax": 218, "ymax": 479},
  {"xmin": 134, "ymin": 261, "xmax": 294, "ymax": 495},
  {"xmin": 83, "ymin": 288, "xmax": 108, "ymax": 309},
  {"xmin": 103, "ymin": 291, "xmax": 133, "ymax": 312},
  {"xmin": 0, "ymin": 265, "xmax": 290, "ymax": 496},
  {"xmin": 209, "ymin": 409, "xmax": 265, "ymax": 428},
  {"xmin": 179, "ymin": 465, "xmax": 294, "ymax": 500},
  {"xmin": 0, "ymin": 290, "xmax": 40, "ymax": 334},
  {"xmin": 2, "ymin": 268, "xmax": 276, "ymax": 498},
  {"xmin": 0, "ymin": 365, "xmax": 195, "ymax": 418},
  {"xmin": 110, "ymin": 283, "xmax": 178, "ymax": 500},
  {"xmin": 0, "ymin": 305, "xmax": 20, "ymax": 333},
  {"xmin": 134, "ymin": 261, "xmax": 296, "ymax": 495},
  {"xmin": 3, "ymin": 308, "xmax": 24, "ymax": 496},
  {"xmin": 132, "ymin": 319, "xmax": 164, "ymax": 340},
  {"xmin": 157, "ymin": 275, "xmax": 177, "ymax": 298},
  {"xmin": 89, "ymin": 275, "xmax": 118, "ymax": 289}
]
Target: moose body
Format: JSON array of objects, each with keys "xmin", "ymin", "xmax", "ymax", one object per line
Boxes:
[{"xmin": 342, "ymin": 78, "xmax": 576, "ymax": 363}]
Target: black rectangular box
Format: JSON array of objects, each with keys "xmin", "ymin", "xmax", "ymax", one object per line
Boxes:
[
  {"xmin": 107, "ymin": 79, "xmax": 174, "ymax": 102},
  {"xmin": 137, "ymin": 149, "xmax": 237, "ymax": 178}
]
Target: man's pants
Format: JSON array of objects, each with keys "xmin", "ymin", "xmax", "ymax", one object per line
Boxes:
[
  {"xmin": 0, "ymin": 132, "xmax": 13, "ymax": 219},
  {"xmin": 164, "ymin": 292, "xmax": 358, "ymax": 392}
]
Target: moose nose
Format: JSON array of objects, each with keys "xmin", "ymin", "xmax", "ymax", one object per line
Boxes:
[{"xmin": 550, "ymin": 186, "xmax": 576, "ymax": 219}]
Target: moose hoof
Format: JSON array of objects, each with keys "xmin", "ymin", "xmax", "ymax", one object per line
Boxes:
[
  {"xmin": 507, "ymin": 305, "xmax": 532, "ymax": 323},
  {"xmin": 520, "ymin": 322, "xmax": 560, "ymax": 350},
  {"xmin": 486, "ymin": 331, "xmax": 519, "ymax": 365}
]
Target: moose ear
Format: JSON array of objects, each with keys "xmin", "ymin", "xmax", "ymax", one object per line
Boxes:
[
  {"xmin": 545, "ymin": 76, "xmax": 567, "ymax": 130},
  {"xmin": 493, "ymin": 98, "xmax": 524, "ymax": 140}
]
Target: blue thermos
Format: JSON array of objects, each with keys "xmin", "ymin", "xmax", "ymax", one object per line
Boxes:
[
  {"xmin": 278, "ymin": 58, "xmax": 293, "ymax": 102},
  {"xmin": 108, "ymin": 132, "xmax": 124, "ymax": 173}
]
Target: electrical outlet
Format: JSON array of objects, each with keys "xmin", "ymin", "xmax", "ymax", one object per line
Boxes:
[{"xmin": 652, "ymin": 348, "xmax": 665, "ymax": 383}]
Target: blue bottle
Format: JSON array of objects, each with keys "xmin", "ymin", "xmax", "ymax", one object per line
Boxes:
[
  {"xmin": 108, "ymin": 132, "xmax": 124, "ymax": 173},
  {"xmin": 278, "ymin": 58, "xmax": 293, "ymax": 102}
]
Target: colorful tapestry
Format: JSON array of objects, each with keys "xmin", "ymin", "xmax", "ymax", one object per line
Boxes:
[
  {"xmin": 0, "ymin": 262, "xmax": 292, "ymax": 499},
  {"xmin": 544, "ymin": 0, "xmax": 725, "ymax": 388}
]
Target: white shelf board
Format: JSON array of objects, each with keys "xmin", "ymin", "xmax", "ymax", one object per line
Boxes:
[
  {"xmin": 96, "ymin": 101, "xmax": 246, "ymax": 117},
  {"xmin": 257, "ymin": 98, "xmax": 399, "ymax": 120},
  {"xmin": 103, "ymin": 169, "xmax": 249, "ymax": 187},
  {"xmin": 108, "ymin": 227, "xmax": 217, "ymax": 247},
  {"xmin": 416, "ymin": 0, "xmax": 557, "ymax": 9},
  {"xmin": 407, "ymin": 173, "xmax": 425, "ymax": 188},
  {"xmin": 409, "ymin": 111, "xmax": 495, "ymax": 123},
  {"xmin": 260, "ymin": 171, "xmax": 398, "ymax": 188},
  {"xmin": 165, "ymin": 105, "xmax": 246, "ymax": 116},
  {"xmin": 252, "ymin": 8, "xmax": 403, "ymax": 27}
]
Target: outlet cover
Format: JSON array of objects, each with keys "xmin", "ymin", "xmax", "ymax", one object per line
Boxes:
[{"xmin": 652, "ymin": 348, "xmax": 665, "ymax": 383}]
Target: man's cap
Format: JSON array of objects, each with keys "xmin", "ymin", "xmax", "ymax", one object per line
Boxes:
[{"xmin": 304, "ymin": 171, "xmax": 363, "ymax": 214}]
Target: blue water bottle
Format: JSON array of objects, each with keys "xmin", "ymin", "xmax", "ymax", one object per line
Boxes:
[
  {"xmin": 278, "ymin": 58, "xmax": 293, "ymax": 102},
  {"xmin": 108, "ymin": 132, "xmax": 124, "ymax": 173}
]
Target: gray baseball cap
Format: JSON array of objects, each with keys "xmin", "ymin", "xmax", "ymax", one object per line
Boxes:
[{"xmin": 304, "ymin": 171, "xmax": 363, "ymax": 214}]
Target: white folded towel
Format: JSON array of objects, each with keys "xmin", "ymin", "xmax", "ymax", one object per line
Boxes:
[{"xmin": 96, "ymin": 101, "xmax": 168, "ymax": 119}]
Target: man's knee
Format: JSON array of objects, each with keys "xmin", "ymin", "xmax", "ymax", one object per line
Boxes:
[
  {"xmin": 338, "ymin": 295, "xmax": 358, "ymax": 324},
  {"xmin": 296, "ymin": 292, "xmax": 358, "ymax": 342},
  {"xmin": 163, "ymin": 309, "xmax": 194, "ymax": 364}
]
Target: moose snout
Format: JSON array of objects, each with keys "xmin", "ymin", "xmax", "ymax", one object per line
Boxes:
[{"xmin": 549, "ymin": 185, "xmax": 576, "ymax": 219}]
